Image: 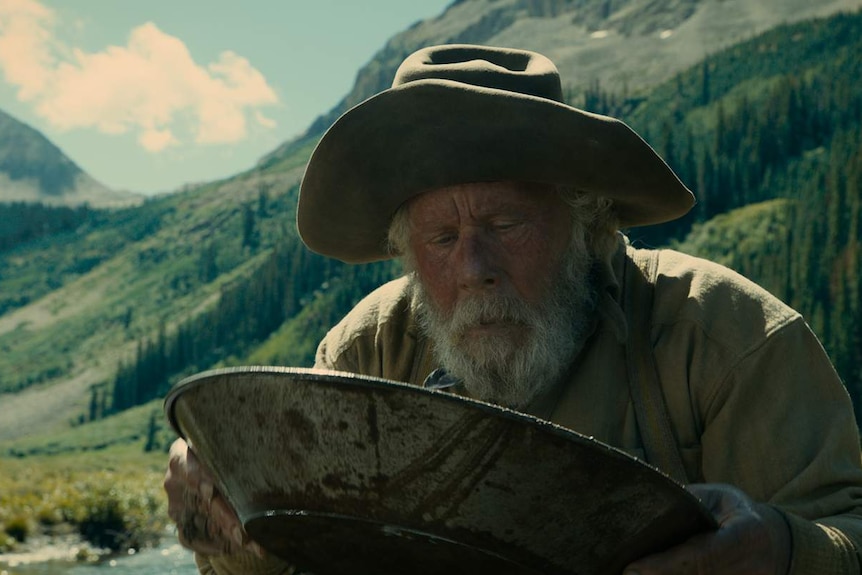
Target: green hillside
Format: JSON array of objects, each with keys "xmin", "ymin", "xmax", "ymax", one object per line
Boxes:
[
  {"xmin": 0, "ymin": 7, "xmax": 860, "ymax": 454},
  {"xmin": 621, "ymin": 11, "xmax": 862, "ymax": 406},
  {"xmin": 0, "ymin": 168, "xmax": 304, "ymax": 439},
  {"xmin": 0, "ymin": 141, "xmax": 400, "ymax": 445}
]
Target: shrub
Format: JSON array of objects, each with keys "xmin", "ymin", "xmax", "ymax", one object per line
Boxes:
[
  {"xmin": 4, "ymin": 513, "xmax": 32, "ymax": 542},
  {"xmin": 0, "ymin": 531, "xmax": 17, "ymax": 552},
  {"xmin": 74, "ymin": 484, "xmax": 164, "ymax": 551}
]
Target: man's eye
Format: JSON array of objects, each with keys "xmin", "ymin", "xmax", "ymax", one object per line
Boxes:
[
  {"xmin": 430, "ymin": 234, "xmax": 457, "ymax": 246},
  {"xmin": 492, "ymin": 221, "xmax": 519, "ymax": 232}
]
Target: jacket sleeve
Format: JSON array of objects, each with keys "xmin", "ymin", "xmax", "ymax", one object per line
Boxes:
[
  {"xmin": 694, "ymin": 317, "xmax": 862, "ymax": 573},
  {"xmin": 647, "ymin": 249, "xmax": 862, "ymax": 573}
]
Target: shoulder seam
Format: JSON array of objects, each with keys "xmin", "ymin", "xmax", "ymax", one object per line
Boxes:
[{"xmin": 699, "ymin": 313, "xmax": 804, "ymax": 417}]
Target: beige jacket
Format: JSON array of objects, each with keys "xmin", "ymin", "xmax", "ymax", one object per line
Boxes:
[{"xmin": 197, "ymin": 241, "xmax": 862, "ymax": 574}]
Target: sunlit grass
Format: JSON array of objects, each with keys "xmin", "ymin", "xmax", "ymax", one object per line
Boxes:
[{"xmin": 0, "ymin": 445, "xmax": 170, "ymax": 554}]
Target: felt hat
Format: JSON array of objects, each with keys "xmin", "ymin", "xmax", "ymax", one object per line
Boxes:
[{"xmin": 298, "ymin": 44, "xmax": 695, "ymax": 263}]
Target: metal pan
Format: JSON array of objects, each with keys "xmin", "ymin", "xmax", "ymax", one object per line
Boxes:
[{"xmin": 165, "ymin": 366, "xmax": 714, "ymax": 575}]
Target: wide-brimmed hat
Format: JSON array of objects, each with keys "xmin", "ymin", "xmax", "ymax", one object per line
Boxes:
[{"xmin": 298, "ymin": 44, "xmax": 694, "ymax": 263}]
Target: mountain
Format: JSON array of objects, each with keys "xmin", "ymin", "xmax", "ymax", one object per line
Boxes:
[
  {"xmin": 0, "ymin": 1, "xmax": 861, "ymax": 452},
  {"xmin": 0, "ymin": 109, "xmax": 142, "ymax": 208},
  {"xmin": 259, "ymin": 0, "xmax": 862, "ymax": 168}
]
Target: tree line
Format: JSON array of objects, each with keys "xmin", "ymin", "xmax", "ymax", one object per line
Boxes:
[
  {"xmin": 0, "ymin": 201, "xmax": 94, "ymax": 252},
  {"xmin": 108, "ymin": 237, "xmax": 397, "ymax": 414}
]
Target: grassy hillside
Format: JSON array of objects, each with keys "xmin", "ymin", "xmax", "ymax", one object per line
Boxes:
[
  {"xmin": 0, "ymin": 134, "xmax": 398, "ymax": 444},
  {"xmin": 0, "ymin": 0, "xmax": 859, "ymax": 471},
  {"xmin": 0, "ymin": 162, "xmax": 308, "ymax": 439}
]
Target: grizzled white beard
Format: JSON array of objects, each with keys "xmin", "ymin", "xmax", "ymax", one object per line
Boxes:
[{"xmin": 412, "ymin": 242, "xmax": 596, "ymax": 410}]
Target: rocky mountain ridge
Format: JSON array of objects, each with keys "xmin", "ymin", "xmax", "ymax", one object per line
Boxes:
[{"xmin": 260, "ymin": 0, "xmax": 862, "ymax": 167}]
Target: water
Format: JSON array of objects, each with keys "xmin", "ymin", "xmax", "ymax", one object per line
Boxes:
[{"xmin": 0, "ymin": 541, "xmax": 198, "ymax": 575}]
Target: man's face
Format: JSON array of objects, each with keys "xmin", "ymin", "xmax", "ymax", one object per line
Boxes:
[{"xmin": 405, "ymin": 181, "xmax": 596, "ymax": 409}]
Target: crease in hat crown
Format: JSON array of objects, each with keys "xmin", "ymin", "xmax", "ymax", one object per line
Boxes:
[
  {"xmin": 297, "ymin": 44, "xmax": 695, "ymax": 264},
  {"xmin": 392, "ymin": 44, "xmax": 565, "ymax": 102}
]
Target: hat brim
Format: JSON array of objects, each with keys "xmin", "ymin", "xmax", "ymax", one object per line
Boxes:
[{"xmin": 298, "ymin": 79, "xmax": 694, "ymax": 263}]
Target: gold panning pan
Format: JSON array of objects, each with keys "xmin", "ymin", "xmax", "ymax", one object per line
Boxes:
[{"xmin": 165, "ymin": 366, "xmax": 714, "ymax": 575}]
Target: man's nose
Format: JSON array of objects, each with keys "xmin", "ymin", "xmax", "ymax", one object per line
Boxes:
[{"xmin": 456, "ymin": 232, "xmax": 499, "ymax": 291}]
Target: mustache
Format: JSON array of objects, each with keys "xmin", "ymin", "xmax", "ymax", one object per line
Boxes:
[{"xmin": 445, "ymin": 293, "xmax": 535, "ymax": 333}]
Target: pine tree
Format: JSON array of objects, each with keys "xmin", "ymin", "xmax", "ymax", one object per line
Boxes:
[{"xmin": 144, "ymin": 410, "xmax": 159, "ymax": 453}]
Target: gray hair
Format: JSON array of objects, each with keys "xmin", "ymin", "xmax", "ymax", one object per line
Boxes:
[{"xmin": 386, "ymin": 185, "xmax": 620, "ymax": 267}]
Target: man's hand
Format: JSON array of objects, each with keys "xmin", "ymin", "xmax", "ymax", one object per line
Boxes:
[
  {"xmin": 624, "ymin": 483, "xmax": 791, "ymax": 575},
  {"xmin": 163, "ymin": 438, "xmax": 264, "ymax": 557}
]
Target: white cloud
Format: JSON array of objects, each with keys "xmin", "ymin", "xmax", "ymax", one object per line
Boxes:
[
  {"xmin": 254, "ymin": 110, "xmax": 277, "ymax": 129},
  {"xmin": 0, "ymin": 0, "xmax": 56, "ymax": 99},
  {"xmin": 139, "ymin": 127, "xmax": 178, "ymax": 152},
  {"xmin": 0, "ymin": 0, "xmax": 278, "ymax": 152}
]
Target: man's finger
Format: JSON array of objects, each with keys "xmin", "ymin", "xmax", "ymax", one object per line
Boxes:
[{"xmin": 210, "ymin": 495, "xmax": 243, "ymax": 543}]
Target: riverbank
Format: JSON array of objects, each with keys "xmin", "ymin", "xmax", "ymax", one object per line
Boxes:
[
  {"xmin": 0, "ymin": 531, "xmax": 106, "ymax": 569},
  {"xmin": 0, "ymin": 536, "xmax": 197, "ymax": 575},
  {"xmin": 0, "ymin": 450, "xmax": 169, "ymax": 559},
  {"xmin": 0, "ymin": 524, "xmax": 196, "ymax": 575}
]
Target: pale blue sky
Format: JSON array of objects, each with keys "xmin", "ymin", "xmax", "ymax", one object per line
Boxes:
[{"xmin": 0, "ymin": 0, "xmax": 452, "ymax": 194}]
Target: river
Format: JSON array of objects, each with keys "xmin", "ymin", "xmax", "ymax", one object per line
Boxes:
[{"xmin": 0, "ymin": 540, "xmax": 198, "ymax": 575}]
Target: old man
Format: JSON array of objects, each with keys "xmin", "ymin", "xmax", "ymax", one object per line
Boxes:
[{"xmin": 165, "ymin": 45, "xmax": 862, "ymax": 574}]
